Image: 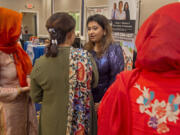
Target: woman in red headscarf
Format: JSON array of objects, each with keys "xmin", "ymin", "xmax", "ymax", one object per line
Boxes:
[
  {"xmin": 98, "ymin": 3, "xmax": 180, "ymax": 135},
  {"xmin": 0, "ymin": 7, "xmax": 37, "ymax": 135}
]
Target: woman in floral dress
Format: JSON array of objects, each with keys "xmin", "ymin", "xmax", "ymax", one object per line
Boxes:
[{"xmin": 30, "ymin": 12, "xmax": 98, "ymax": 135}]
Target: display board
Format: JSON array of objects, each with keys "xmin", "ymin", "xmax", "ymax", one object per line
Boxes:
[
  {"xmin": 108, "ymin": 0, "xmax": 139, "ymax": 70},
  {"xmin": 108, "ymin": 0, "xmax": 139, "ymax": 41}
]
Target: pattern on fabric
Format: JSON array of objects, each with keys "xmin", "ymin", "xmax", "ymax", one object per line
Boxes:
[
  {"xmin": 135, "ymin": 84, "xmax": 180, "ymax": 134},
  {"xmin": 0, "ymin": 104, "xmax": 6, "ymax": 135},
  {"xmin": 66, "ymin": 47, "xmax": 93, "ymax": 135}
]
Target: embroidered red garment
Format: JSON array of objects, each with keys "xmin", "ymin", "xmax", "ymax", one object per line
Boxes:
[
  {"xmin": 0, "ymin": 7, "xmax": 32, "ymax": 87},
  {"xmin": 98, "ymin": 3, "xmax": 180, "ymax": 135}
]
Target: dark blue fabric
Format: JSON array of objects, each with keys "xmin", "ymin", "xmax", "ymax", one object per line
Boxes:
[
  {"xmin": 23, "ymin": 41, "xmax": 29, "ymax": 50},
  {"xmin": 32, "ymin": 46, "xmax": 45, "ymax": 65},
  {"xmin": 91, "ymin": 43, "xmax": 124, "ymax": 102}
]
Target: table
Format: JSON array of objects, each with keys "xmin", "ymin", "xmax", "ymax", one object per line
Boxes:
[{"xmin": 24, "ymin": 41, "xmax": 46, "ymax": 65}]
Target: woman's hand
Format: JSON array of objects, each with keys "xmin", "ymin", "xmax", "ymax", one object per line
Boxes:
[
  {"xmin": 27, "ymin": 77, "xmax": 31, "ymax": 87},
  {"xmin": 18, "ymin": 86, "xmax": 30, "ymax": 94},
  {"xmin": 17, "ymin": 77, "xmax": 31, "ymax": 95}
]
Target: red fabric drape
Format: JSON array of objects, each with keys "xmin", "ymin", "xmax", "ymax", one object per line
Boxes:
[{"xmin": 135, "ymin": 3, "xmax": 180, "ymax": 73}]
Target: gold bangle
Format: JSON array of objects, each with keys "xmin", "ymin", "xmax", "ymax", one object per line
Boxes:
[{"xmin": 17, "ymin": 87, "xmax": 22, "ymax": 95}]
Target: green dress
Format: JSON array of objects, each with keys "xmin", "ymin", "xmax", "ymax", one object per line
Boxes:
[{"xmin": 30, "ymin": 46, "xmax": 98, "ymax": 135}]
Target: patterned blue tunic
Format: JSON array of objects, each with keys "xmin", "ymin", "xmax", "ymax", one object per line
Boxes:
[{"xmin": 91, "ymin": 44, "xmax": 124, "ymax": 102}]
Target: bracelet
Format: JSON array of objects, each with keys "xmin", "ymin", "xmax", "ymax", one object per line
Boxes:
[{"xmin": 17, "ymin": 87, "xmax": 22, "ymax": 95}]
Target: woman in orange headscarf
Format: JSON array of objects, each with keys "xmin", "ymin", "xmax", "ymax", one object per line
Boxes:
[
  {"xmin": 98, "ymin": 3, "xmax": 180, "ymax": 135},
  {"xmin": 0, "ymin": 7, "xmax": 37, "ymax": 135}
]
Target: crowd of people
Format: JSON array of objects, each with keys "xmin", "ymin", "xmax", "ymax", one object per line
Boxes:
[{"xmin": 0, "ymin": 2, "xmax": 180, "ymax": 135}]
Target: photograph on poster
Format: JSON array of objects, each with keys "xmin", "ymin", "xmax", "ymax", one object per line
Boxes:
[
  {"xmin": 111, "ymin": 1, "xmax": 128, "ymax": 20},
  {"xmin": 108, "ymin": 0, "xmax": 137, "ymax": 41},
  {"xmin": 110, "ymin": 0, "xmax": 136, "ymax": 20}
]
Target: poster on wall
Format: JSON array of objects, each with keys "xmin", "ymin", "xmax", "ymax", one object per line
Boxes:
[
  {"xmin": 109, "ymin": 0, "xmax": 137, "ymax": 41},
  {"xmin": 108, "ymin": 0, "xmax": 139, "ymax": 71}
]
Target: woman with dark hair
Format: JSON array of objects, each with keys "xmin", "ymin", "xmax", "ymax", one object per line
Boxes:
[
  {"xmin": 84, "ymin": 14, "xmax": 124, "ymax": 110},
  {"xmin": 98, "ymin": 3, "xmax": 180, "ymax": 135},
  {"xmin": 124, "ymin": 2, "xmax": 130, "ymax": 20},
  {"xmin": 30, "ymin": 13, "xmax": 98, "ymax": 135},
  {"xmin": 0, "ymin": 7, "xmax": 37, "ymax": 135}
]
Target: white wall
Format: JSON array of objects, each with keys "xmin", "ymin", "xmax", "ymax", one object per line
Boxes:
[
  {"xmin": 86, "ymin": 0, "xmax": 109, "ymax": 6},
  {"xmin": 22, "ymin": 13, "xmax": 36, "ymax": 35},
  {"xmin": 40, "ymin": 0, "xmax": 52, "ymax": 37},
  {"xmin": 54, "ymin": 0, "xmax": 81, "ymax": 12},
  {"xmin": 0, "ymin": 0, "xmax": 51, "ymax": 37},
  {"xmin": 139, "ymin": 0, "xmax": 179, "ymax": 27}
]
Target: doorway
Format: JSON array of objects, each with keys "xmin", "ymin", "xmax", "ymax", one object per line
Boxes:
[{"xmin": 22, "ymin": 12, "xmax": 37, "ymax": 41}]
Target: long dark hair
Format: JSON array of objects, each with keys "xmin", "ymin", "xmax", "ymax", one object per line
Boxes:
[
  {"xmin": 124, "ymin": 2, "xmax": 130, "ymax": 20},
  {"xmin": 45, "ymin": 12, "xmax": 75, "ymax": 57},
  {"xmin": 84, "ymin": 14, "xmax": 113, "ymax": 57}
]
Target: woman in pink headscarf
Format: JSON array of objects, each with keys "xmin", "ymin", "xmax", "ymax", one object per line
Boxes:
[
  {"xmin": 0, "ymin": 7, "xmax": 37, "ymax": 135},
  {"xmin": 98, "ymin": 3, "xmax": 180, "ymax": 135}
]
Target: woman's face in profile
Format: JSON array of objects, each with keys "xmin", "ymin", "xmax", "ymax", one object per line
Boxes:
[{"xmin": 87, "ymin": 21, "xmax": 105, "ymax": 43}]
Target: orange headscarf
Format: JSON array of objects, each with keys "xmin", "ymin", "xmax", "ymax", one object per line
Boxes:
[{"xmin": 0, "ymin": 7, "xmax": 32, "ymax": 87}]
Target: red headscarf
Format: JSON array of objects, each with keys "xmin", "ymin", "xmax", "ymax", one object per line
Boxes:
[
  {"xmin": 135, "ymin": 3, "xmax": 180, "ymax": 73},
  {"xmin": 98, "ymin": 3, "xmax": 180, "ymax": 135},
  {"xmin": 0, "ymin": 7, "xmax": 32, "ymax": 87}
]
